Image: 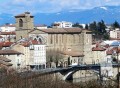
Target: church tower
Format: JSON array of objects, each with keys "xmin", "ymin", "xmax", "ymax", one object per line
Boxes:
[
  {"xmin": 15, "ymin": 12, "xmax": 34, "ymax": 29},
  {"xmin": 82, "ymin": 30, "xmax": 92, "ymax": 64},
  {"xmin": 15, "ymin": 12, "xmax": 34, "ymax": 40}
]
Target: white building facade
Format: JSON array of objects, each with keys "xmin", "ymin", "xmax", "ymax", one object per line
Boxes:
[
  {"xmin": 32, "ymin": 44, "xmax": 46, "ymax": 69},
  {"xmin": 53, "ymin": 21, "xmax": 72, "ymax": 28},
  {"xmin": 0, "ymin": 24, "xmax": 16, "ymax": 32},
  {"xmin": 110, "ymin": 29, "xmax": 120, "ymax": 39}
]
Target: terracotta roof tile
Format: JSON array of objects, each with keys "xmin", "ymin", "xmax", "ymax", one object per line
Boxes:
[
  {"xmin": 92, "ymin": 47, "xmax": 106, "ymax": 51},
  {"xmin": 106, "ymin": 47, "xmax": 120, "ymax": 55},
  {"xmin": 0, "ymin": 50, "xmax": 22, "ymax": 55},
  {"xmin": 2, "ymin": 42, "xmax": 13, "ymax": 47},
  {"xmin": 31, "ymin": 40, "xmax": 40, "ymax": 44},
  {"xmin": 0, "ymin": 32, "xmax": 16, "ymax": 35},
  {"xmin": 21, "ymin": 39, "xmax": 41, "ymax": 47}
]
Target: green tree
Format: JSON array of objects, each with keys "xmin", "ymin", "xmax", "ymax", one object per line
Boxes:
[
  {"xmin": 89, "ymin": 21, "xmax": 98, "ymax": 35},
  {"xmin": 97, "ymin": 20, "xmax": 106, "ymax": 34},
  {"xmin": 72, "ymin": 22, "xmax": 83, "ymax": 28},
  {"xmin": 89, "ymin": 20, "xmax": 109, "ymax": 40},
  {"xmin": 85, "ymin": 24, "xmax": 89, "ymax": 29},
  {"xmin": 112, "ymin": 21, "xmax": 120, "ymax": 28},
  {"xmin": 89, "ymin": 21, "xmax": 97, "ymax": 30}
]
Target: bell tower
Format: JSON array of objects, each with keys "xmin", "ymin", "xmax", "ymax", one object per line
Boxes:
[
  {"xmin": 15, "ymin": 12, "xmax": 34, "ymax": 30},
  {"xmin": 15, "ymin": 12, "xmax": 34, "ymax": 40}
]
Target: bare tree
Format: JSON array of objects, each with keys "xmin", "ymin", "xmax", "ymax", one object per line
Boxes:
[{"xmin": 46, "ymin": 49, "xmax": 64, "ymax": 67}]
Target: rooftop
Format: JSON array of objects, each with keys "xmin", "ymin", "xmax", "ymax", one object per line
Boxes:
[
  {"xmin": 0, "ymin": 32, "xmax": 16, "ymax": 35},
  {"xmin": 15, "ymin": 12, "xmax": 34, "ymax": 18},
  {"xmin": 0, "ymin": 50, "xmax": 22, "ymax": 55},
  {"xmin": 61, "ymin": 51, "xmax": 84, "ymax": 57},
  {"xmin": 0, "ymin": 42, "xmax": 13, "ymax": 47},
  {"xmin": 0, "ymin": 56, "xmax": 11, "ymax": 62},
  {"xmin": 29, "ymin": 28, "xmax": 91, "ymax": 34},
  {"xmin": 92, "ymin": 47, "xmax": 106, "ymax": 51},
  {"xmin": 106, "ymin": 47, "xmax": 120, "ymax": 55}
]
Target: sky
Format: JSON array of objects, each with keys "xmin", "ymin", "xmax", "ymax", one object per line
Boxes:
[{"xmin": 0, "ymin": 0, "xmax": 120, "ymax": 15}]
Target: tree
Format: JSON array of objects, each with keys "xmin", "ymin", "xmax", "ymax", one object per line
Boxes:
[
  {"xmin": 89, "ymin": 21, "xmax": 98, "ymax": 36},
  {"xmin": 89, "ymin": 21, "xmax": 97, "ymax": 30},
  {"xmin": 89, "ymin": 20, "xmax": 109, "ymax": 40},
  {"xmin": 112, "ymin": 21, "xmax": 120, "ymax": 28},
  {"xmin": 46, "ymin": 49, "xmax": 63, "ymax": 67},
  {"xmin": 85, "ymin": 24, "xmax": 89, "ymax": 29},
  {"xmin": 72, "ymin": 22, "xmax": 83, "ymax": 28},
  {"xmin": 72, "ymin": 22, "xmax": 79, "ymax": 27},
  {"xmin": 97, "ymin": 20, "xmax": 106, "ymax": 34}
]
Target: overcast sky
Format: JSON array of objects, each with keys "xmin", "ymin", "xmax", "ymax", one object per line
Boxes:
[{"xmin": 0, "ymin": 0, "xmax": 120, "ymax": 14}]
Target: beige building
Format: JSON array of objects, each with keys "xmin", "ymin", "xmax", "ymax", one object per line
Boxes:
[
  {"xmin": 0, "ymin": 50, "xmax": 23, "ymax": 69},
  {"xmin": 110, "ymin": 29, "xmax": 120, "ymax": 39},
  {"xmin": 92, "ymin": 46, "xmax": 106, "ymax": 64},
  {"xmin": 13, "ymin": 39, "xmax": 46, "ymax": 70},
  {"xmin": 13, "ymin": 44, "xmax": 30, "ymax": 67},
  {"xmin": 28, "ymin": 28, "xmax": 92, "ymax": 64},
  {"xmin": 15, "ymin": 12, "xmax": 93, "ymax": 65}
]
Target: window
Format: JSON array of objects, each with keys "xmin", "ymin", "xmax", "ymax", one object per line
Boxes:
[
  {"xmin": 56, "ymin": 35, "xmax": 58, "ymax": 44},
  {"xmin": 39, "ymin": 38, "xmax": 42, "ymax": 43},
  {"xmin": 50, "ymin": 35, "xmax": 53, "ymax": 44},
  {"xmin": 19, "ymin": 19, "xmax": 23, "ymax": 27}
]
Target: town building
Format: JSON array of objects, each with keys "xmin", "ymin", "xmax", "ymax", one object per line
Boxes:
[
  {"xmin": 110, "ymin": 29, "xmax": 120, "ymax": 39},
  {"xmin": 52, "ymin": 21, "xmax": 72, "ymax": 28},
  {"xmin": 13, "ymin": 39, "xmax": 46, "ymax": 70},
  {"xmin": 92, "ymin": 45, "xmax": 106, "ymax": 64},
  {"xmin": 14, "ymin": 12, "xmax": 92, "ymax": 66},
  {"xmin": 0, "ymin": 50, "xmax": 23, "ymax": 69},
  {"xmin": 61, "ymin": 51, "xmax": 84, "ymax": 66},
  {"xmin": 0, "ymin": 32, "xmax": 16, "ymax": 42},
  {"xmin": 0, "ymin": 56, "xmax": 12, "ymax": 69},
  {"xmin": 0, "ymin": 23, "xmax": 16, "ymax": 32}
]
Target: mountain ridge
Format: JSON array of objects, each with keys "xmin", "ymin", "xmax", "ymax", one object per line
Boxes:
[{"xmin": 0, "ymin": 6, "xmax": 120, "ymax": 26}]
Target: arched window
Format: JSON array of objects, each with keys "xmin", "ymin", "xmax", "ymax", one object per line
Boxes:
[
  {"xmin": 34, "ymin": 38, "xmax": 37, "ymax": 41},
  {"xmin": 96, "ymin": 59, "xmax": 99, "ymax": 64},
  {"xmin": 39, "ymin": 38, "xmax": 42, "ymax": 43},
  {"xmin": 19, "ymin": 19, "xmax": 23, "ymax": 27}
]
